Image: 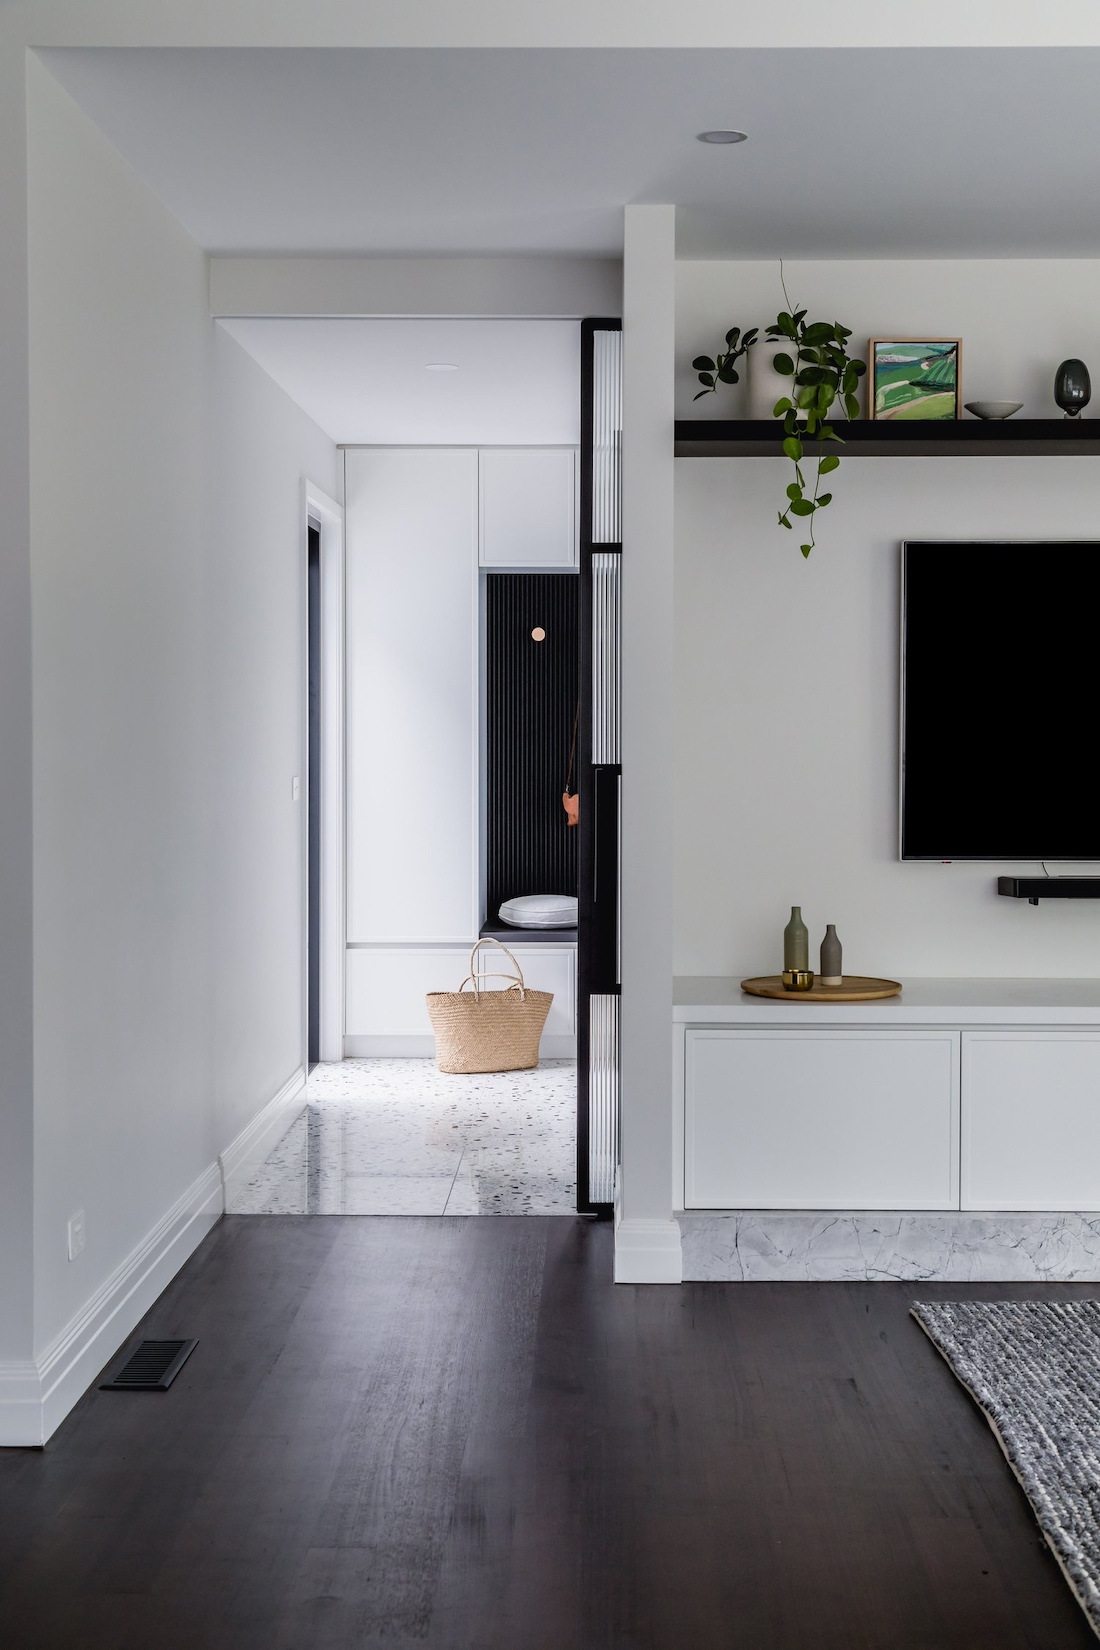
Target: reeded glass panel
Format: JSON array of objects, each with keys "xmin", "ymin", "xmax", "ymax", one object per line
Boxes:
[
  {"xmin": 592, "ymin": 329, "xmax": 622, "ymax": 545},
  {"xmin": 591, "ymin": 551, "xmax": 621, "ymax": 765},
  {"xmin": 589, "ymin": 993, "xmax": 620, "ymax": 1204}
]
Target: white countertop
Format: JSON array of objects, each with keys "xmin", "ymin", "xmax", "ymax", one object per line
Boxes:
[{"xmin": 673, "ymin": 976, "xmax": 1100, "ymax": 1026}]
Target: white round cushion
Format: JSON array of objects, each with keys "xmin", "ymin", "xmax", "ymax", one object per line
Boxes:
[{"xmin": 498, "ymin": 894, "xmax": 578, "ymax": 928}]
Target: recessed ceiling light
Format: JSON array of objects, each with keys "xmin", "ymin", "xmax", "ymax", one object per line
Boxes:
[
  {"xmin": 425, "ymin": 362, "xmax": 459, "ymax": 371},
  {"xmin": 697, "ymin": 130, "xmax": 748, "ymax": 145}
]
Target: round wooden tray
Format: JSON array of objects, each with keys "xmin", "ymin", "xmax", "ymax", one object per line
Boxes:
[{"xmin": 740, "ymin": 974, "xmax": 902, "ymax": 1003}]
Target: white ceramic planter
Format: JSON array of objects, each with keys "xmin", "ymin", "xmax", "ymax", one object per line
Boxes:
[
  {"xmin": 746, "ymin": 335, "xmax": 850, "ymax": 424},
  {"xmin": 746, "ymin": 336, "xmax": 795, "ymax": 420}
]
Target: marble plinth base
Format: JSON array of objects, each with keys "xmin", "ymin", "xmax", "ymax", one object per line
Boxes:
[{"xmin": 679, "ymin": 1211, "xmax": 1100, "ymax": 1282}]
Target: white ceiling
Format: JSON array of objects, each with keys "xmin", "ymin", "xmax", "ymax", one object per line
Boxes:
[
  {"xmin": 41, "ymin": 46, "xmax": 1100, "ymax": 258},
  {"xmin": 218, "ymin": 318, "xmax": 581, "ymax": 444}
]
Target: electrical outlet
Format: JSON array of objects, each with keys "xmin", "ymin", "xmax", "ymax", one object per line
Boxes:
[
  {"xmin": 67, "ymin": 1209, "xmax": 85, "ymax": 1261},
  {"xmin": 291, "ymin": 776, "xmax": 301, "ymax": 801}
]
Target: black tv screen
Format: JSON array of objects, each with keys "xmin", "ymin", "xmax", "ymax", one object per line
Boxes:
[{"xmin": 901, "ymin": 540, "xmax": 1100, "ymax": 860}]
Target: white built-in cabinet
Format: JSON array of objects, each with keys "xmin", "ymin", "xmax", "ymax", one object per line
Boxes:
[
  {"xmin": 962, "ymin": 1033, "xmax": 1100, "ymax": 1210},
  {"xmin": 345, "ymin": 448, "xmax": 479, "ymax": 946},
  {"xmin": 345, "ymin": 947, "xmax": 576, "ymax": 1039},
  {"xmin": 676, "ymin": 987, "xmax": 1100, "ymax": 1213},
  {"xmin": 479, "ymin": 448, "xmax": 577, "ymax": 567},
  {"xmin": 684, "ymin": 1030, "xmax": 959, "ymax": 1211},
  {"xmin": 343, "ymin": 445, "xmax": 578, "ymax": 1048}
]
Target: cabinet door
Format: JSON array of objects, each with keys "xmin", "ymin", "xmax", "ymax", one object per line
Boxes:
[
  {"xmin": 345, "ymin": 449, "xmax": 478, "ymax": 943},
  {"xmin": 962, "ymin": 1033, "xmax": 1100, "ymax": 1210},
  {"xmin": 684, "ymin": 1030, "xmax": 959, "ymax": 1211},
  {"xmin": 346, "ymin": 946, "xmax": 575, "ymax": 1036},
  {"xmin": 479, "ymin": 448, "xmax": 577, "ymax": 567}
]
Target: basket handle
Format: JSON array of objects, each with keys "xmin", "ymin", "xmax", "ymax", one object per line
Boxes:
[{"xmin": 458, "ymin": 937, "xmax": 527, "ymax": 999}]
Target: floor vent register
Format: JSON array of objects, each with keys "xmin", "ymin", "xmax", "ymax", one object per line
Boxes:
[{"xmin": 99, "ymin": 1339, "xmax": 198, "ymax": 1391}]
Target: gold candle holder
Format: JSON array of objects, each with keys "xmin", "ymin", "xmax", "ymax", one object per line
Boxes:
[{"xmin": 781, "ymin": 968, "xmax": 815, "ymax": 992}]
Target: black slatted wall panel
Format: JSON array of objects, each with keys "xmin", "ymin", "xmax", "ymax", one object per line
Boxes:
[{"xmin": 486, "ymin": 574, "xmax": 579, "ymax": 920}]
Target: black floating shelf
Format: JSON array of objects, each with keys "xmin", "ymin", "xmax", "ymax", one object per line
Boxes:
[
  {"xmin": 999, "ymin": 877, "xmax": 1100, "ymax": 904},
  {"xmin": 480, "ymin": 921, "xmax": 577, "ymax": 945},
  {"xmin": 675, "ymin": 418, "xmax": 1100, "ymax": 458}
]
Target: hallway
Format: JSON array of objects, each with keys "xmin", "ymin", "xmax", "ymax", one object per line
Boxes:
[
  {"xmin": 0, "ymin": 1216, "xmax": 1093, "ymax": 1649},
  {"xmin": 229, "ymin": 1059, "xmax": 576, "ymax": 1216}
]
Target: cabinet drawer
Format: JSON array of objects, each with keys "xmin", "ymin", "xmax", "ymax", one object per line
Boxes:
[
  {"xmin": 479, "ymin": 448, "xmax": 577, "ymax": 567},
  {"xmin": 346, "ymin": 946, "xmax": 575, "ymax": 1037},
  {"xmin": 684, "ymin": 1029, "xmax": 959, "ymax": 1211},
  {"xmin": 962, "ymin": 1032, "xmax": 1100, "ymax": 1210}
]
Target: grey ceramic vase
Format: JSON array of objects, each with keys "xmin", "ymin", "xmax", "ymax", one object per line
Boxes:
[
  {"xmin": 1054, "ymin": 358, "xmax": 1091, "ymax": 418},
  {"xmin": 783, "ymin": 907, "xmax": 809, "ymax": 971},
  {"xmin": 820, "ymin": 924, "xmax": 842, "ymax": 986}
]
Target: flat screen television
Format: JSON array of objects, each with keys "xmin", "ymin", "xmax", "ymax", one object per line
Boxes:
[{"xmin": 901, "ymin": 540, "xmax": 1100, "ymax": 860}]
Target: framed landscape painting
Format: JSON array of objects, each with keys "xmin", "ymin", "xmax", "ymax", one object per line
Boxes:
[{"xmin": 870, "ymin": 339, "xmax": 961, "ymax": 420}]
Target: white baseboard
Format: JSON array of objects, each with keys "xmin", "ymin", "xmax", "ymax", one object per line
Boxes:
[
  {"xmin": 0, "ymin": 1361, "xmax": 44, "ymax": 1450},
  {"xmin": 343, "ymin": 1035, "xmax": 577, "ymax": 1060},
  {"xmin": 614, "ymin": 1217, "xmax": 684, "ymax": 1284},
  {"xmin": 0, "ymin": 1068, "xmax": 308, "ymax": 1448},
  {"xmin": 0, "ymin": 1161, "xmax": 223, "ymax": 1448},
  {"xmin": 219, "ymin": 1066, "xmax": 306, "ymax": 1207}
]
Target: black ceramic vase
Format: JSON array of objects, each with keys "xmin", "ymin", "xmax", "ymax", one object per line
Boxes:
[
  {"xmin": 820, "ymin": 925, "xmax": 842, "ymax": 986},
  {"xmin": 1054, "ymin": 358, "xmax": 1091, "ymax": 418}
]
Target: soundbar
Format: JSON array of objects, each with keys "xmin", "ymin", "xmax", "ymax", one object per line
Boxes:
[{"xmin": 998, "ymin": 877, "xmax": 1100, "ymax": 905}]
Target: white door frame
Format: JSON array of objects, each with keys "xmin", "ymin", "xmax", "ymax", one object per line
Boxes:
[{"xmin": 303, "ymin": 478, "xmax": 345, "ymax": 1063}]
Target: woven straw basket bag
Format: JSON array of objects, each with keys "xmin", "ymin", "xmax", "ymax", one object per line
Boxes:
[{"xmin": 426, "ymin": 939, "xmax": 553, "ymax": 1074}]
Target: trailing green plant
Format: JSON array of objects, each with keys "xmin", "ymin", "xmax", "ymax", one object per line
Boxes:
[
  {"xmin": 768, "ymin": 310, "xmax": 865, "ymax": 556},
  {"xmin": 691, "ymin": 326, "xmax": 758, "ymax": 399},
  {"xmin": 691, "ymin": 305, "xmax": 866, "ymax": 557}
]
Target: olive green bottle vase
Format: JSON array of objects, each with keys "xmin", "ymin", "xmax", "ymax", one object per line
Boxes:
[{"xmin": 782, "ymin": 907, "xmax": 810, "ymax": 971}]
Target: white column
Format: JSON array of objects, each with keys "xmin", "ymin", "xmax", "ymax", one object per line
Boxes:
[{"xmin": 615, "ymin": 205, "xmax": 681, "ymax": 1283}]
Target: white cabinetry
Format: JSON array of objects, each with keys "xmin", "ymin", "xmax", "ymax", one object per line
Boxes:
[
  {"xmin": 962, "ymin": 1033, "xmax": 1100, "ymax": 1211},
  {"xmin": 684, "ymin": 1029, "xmax": 958, "ymax": 1210},
  {"xmin": 342, "ymin": 445, "xmax": 577, "ymax": 1050},
  {"xmin": 479, "ymin": 448, "xmax": 577, "ymax": 567},
  {"xmin": 346, "ymin": 946, "xmax": 576, "ymax": 1038},
  {"xmin": 674, "ymin": 980, "xmax": 1100, "ymax": 1216},
  {"xmin": 345, "ymin": 448, "xmax": 478, "ymax": 944}
]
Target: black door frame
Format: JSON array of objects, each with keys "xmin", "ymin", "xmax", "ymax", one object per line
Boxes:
[
  {"xmin": 306, "ymin": 521, "xmax": 321, "ymax": 1070},
  {"xmin": 576, "ymin": 316, "xmax": 622, "ymax": 1217}
]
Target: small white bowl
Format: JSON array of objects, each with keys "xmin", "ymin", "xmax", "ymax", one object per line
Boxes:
[{"xmin": 964, "ymin": 400, "xmax": 1024, "ymax": 420}]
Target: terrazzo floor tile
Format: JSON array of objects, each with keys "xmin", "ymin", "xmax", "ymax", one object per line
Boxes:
[
  {"xmin": 338, "ymin": 1173, "xmax": 460, "ymax": 1215},
  {"xmin": 229, "ymin": 1058, "xmax": 576, "ymax": 1216}
]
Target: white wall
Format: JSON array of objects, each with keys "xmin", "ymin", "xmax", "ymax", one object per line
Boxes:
[
  {"xmin": 677, "ymin": 260, "xmax": 1100, "ymax": 422},
  {"xmin": 675, "ymin": 259, "xmax": 1100, "ymax": 981},
  {"xmin": 210, "ymin": 256, "xmax": 621, "ymax": 319},
  {"xmin": 26, "ymin": 58, "xmax": 336, "ymax": 1371},
  {"xmin": 209, "ymin": 327, "xmax": 338, "ymax": 1149},
  {"xmin": 0, "ymin": 44, "xmax": 35, "ymax": 1372}
]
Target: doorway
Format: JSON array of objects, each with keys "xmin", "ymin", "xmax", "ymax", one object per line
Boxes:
[{"xmin": 219, "ymin": 321, "xmax": 616, "ymax": 1218}]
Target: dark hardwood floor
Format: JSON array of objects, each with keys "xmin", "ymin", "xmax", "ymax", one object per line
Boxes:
[{"xmin": 1, "ymin": 1215, "xmax": 1095, "ymax": 1649}]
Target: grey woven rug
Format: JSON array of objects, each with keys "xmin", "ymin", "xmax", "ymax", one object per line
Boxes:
[{"xmin": 912, "ymin": 1299, "xmax": 1100, "ymax": 1639}]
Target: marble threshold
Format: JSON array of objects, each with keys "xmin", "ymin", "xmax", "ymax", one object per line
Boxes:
[{"xmin": 679, "ymin": 1210, "xmax": 1100, "ymax": 1283}]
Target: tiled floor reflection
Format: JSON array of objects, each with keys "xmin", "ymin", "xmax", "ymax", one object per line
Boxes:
[{"xmin": 229, "ymin": 1058, "xmax": 576, "ymax": 1216}]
